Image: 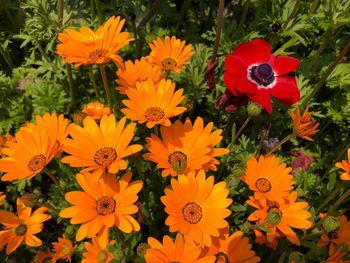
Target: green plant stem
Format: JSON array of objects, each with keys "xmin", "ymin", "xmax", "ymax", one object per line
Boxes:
[
  {"xmin": 210, "ymin": 0, "xmax": 225, "ymax": 65},
  {"xmin": 309, "ymin": 0, "xmax": 321, "ymax": 15},
  {"xmin": 303, "ymin": 40, "xmax": 350, "ymax": 106},
  {"xmin": 33, "ymin": 37, "xmax": 51, "ymax": 63},
  {"xmin": 232, "ymin": 116, "xmax": 251, "ymax": 144},
  {"xmin": 90, "ymin": 0, "xmax": 95, "ymax": 18},
  {"xmin": 0, "ymin": 44, "xmax": 14, "ymax": 71},
  {"xmin": 137, "ymin": 0, "xmax": 161, "ymax": 29},
  {"xmin": 316, "ymin": 186, "xmax": 341, "ymax": 213},
  {"xmin": 66, "ymin": 63, "xmax": 76, "ymax": 109},
  {"xmin": 327, "ymin": 187, "xmax": 350, "ymax": 216},
  {"xmin": 174, "ymin": 0, "xmax": 191, "ymax": 33},
  {"xmin": 88, "ymin": 65, "xmax": 99, "ymax": 98},
  {"xmin": 94, "ymin": 0, "xmax": 103, "ymax": 23},
  {"xmin": 301, "ymin": 231, "xmax": 323, "ymax": 240},
  {"xmin": 237, "ymin": 0, "xmax": 250, "ymax": 36},
  {"xmin": 57, "ymin": 0, "xmax": 64, "ymax": 27},
  {"xmin": 282, "ymin": 0, "xmax": 300, "ymax": 29},
  {"xmin": 44, "ymin": 167, "xmax": 64, "ymax": 195},
  {"xmin": 99, "ymin": 64, "xmax": 112, "ymax": 110},
  {"xmin": 265, "ymin": 133, "xmax": 296, "ymax": 156}
]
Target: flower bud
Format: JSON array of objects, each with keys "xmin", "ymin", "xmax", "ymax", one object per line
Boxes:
[
  {"xmin": 247, "ymin": 102, "xmax": 262, "ymax": 117},
  {"xmin": 136, "ymin": 243, "xmax": 149, "ymax": 257},
  {"xmin": 267, "ymin": 207, "xmax": 282, "ymax": 226},
  {"xmin": 323, "ymin": 216, "xmax": 340, "ymax": 233}
]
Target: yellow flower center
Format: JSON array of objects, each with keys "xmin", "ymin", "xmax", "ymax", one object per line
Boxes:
[
  {"xmin": 89, "ymin": 48, "xmax": 108, "ymax": 61},
  {"xmin": 97, "ymin": 249, "xmax": 108, "ymax": 263},
  {"xmin": 144, "ymin": 107, "xmax": 165, "ymax": 122},
  {"xmin": 94, "ymin": 147, "xmax": 117, "ymax": 166},
  {"xmin": 28, "ymin": 154, "xmax": 46, "ymax": 172},
  {"xmin": 267, "ymin": 207, "xmax": 282, "ymax": 226},
  {"xmin": 168, "ymin": 151, "xmax": 187, "ymax": 174},
  {"xmin": 215, "ymin": 252, "xmax": 229, "ymax": 263},
  {"xmin": 62, "ymin": 244, "xmax": 72, "ymax": 256},
  {"xmin": 182, "ymin": 202, "xmax": 203, "ymax": 224},
  {"xmin": 15, "ymin": 223, "xmax": 27, "ymax": 236},
  {"xmin": 255, "ymin": 177, "xmax": 272, "ymax": 193},
  {"xmin": 96, "ymin": 196, "xmax": 116, "ymax": 215},
  {"xmin": 162, "ymin": 57, "xmax": 177, "ymax": 71}
]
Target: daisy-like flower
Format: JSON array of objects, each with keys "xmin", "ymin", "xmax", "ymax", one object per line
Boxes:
[
  {"xmin": 61, "ymin": 115, "xmax": 142, "ymax": 182},
  {"xmin": 121, "ymin": 79, "xmax": 187, "ymax": 128},
  {"xmin": 56, "ymin": 16, "xmax": 133, "ymax": 68},
  {"xmin": 247, "ymin": 192, "xmax": 313, "ymax": 246},
  {"xmin": 82, "ymin": 232, "xmax": 115, "ymax": 263},
  {"xmin": 0, "ymin": 192, "xmax": 5, "ymax": 206},
  {"xmin": 290, "ymin": 106, "xmax": 319, "ymax": 141},
  {"xmin": 31, "ymin": 249, "xmax": 52, "ymax": 263},
  {"xmin": 0, "ymin": 198, "xmax": 51, "ymax": 254},
  {"xmin": 82, "ymin": 102, "xmax": 111, "ymax": 121},
  {"xmin": 143, "ymin": 117, "xmax": 228, "ymax": 177},
  {"xmin": 148, "ymin": 36, "xmax": 195, "ymax": 73},
  {"xmin": 241, "ymin": 155, "xmax": 294, "ymax": 204},
  {"xmin": 326, "ymin": 244, "xmax": 350, "ymax": 263},
  {"xmin": 224, "ymin": 39, "xmax": 300, "ymax": 114},
  {"xmin": 161, "ymin": 170, "xmax": 232, "ymax": 247},
  {"xmin": 0, "ymin": 125, "xmax": 57, "ymax": 181},
  {"xmin": 335, "ymin": 148, "xmax": 350, "ymax": 180},
  {"xmin": 204, "ymin": 229, "xmax": 260, "ymax": 263},
  {"xmin": 318, "ymin": 215, "xmax": 350, "ymax": 250},
  {"xmin": 59, "ymin": 172, "xmax": 143, "ymax": 241},
  {"xmin": 145, "ymin": 233, "xmax": 215, "ymax": 263},
  {"xmin": 51, "ymin": 235, "xmax": 76, "ymax": 262},
  {"xmin": 116, "ymin": 57, "xmax": 164, "ymax": 94}
]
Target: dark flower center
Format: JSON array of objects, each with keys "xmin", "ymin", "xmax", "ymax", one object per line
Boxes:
[
  {"xmin": 255, "ymin": 177, "xmax": 272, "ymax": 193},
  {"xmin": 15, "ymin": 223, "xmax": 28, "ymax": 236},
  {"xmin": 215, "ymin": 252, "xmax": 229, "ymax": 263},
  {"xmin": 28, "ymin": 154, "xmax": 46, "ymax": 172},
  {"xmin": 94, "ymin": 147, "xmax": 117, "ymax": 166},
  {"xmin": 182, "ymin": 202, "xmax": 203, "ymax": 224},
  {"xmin": 168, "ymin": 151, "xmax": 187, "ymax": 174},
  {"xmin": 145, "ymin": 107, "xmax": 165, "ymax": 122},
  {"xmin": 96, "ymin": 196, "xmax": 116, "ymax": 215},
  {"xmin": 250, "ymin": 63, "xmax": 275, "ymax": 87},
  {"xmin": 162, "ymin": 57, "xmax": 177, "ymax": 71},
  {"xmin": 89, "ymin": 49, "xmax": 108, "ymax": 60}
]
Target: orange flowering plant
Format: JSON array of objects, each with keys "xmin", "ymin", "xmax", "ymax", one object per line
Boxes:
[{"xmin": 1, "ymin": 1, "xmax": 350, "ymax": 262}]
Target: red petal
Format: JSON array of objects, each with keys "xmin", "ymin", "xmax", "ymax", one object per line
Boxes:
[
  {"xmin": 249, "ymin": 90, "xmax": 272, "ymax": 114},
  {"xmin": 224, "ymin": 73, "xmax": 239, "ymax": 95},
  {"xmin": 269, "ymin": 55, "xmax": 300, "ymax": 76},
  {"xmin": 269, "ymin": 76, "xmax": 300, "ymax": 105},
  {"xmin": 235, "ymin": 77, "xmax": 258, "ymax": 95},
  {"xmin": 231, "ymin": 39, "xmax": 271, "ymax": 65},
  {"xmin": 224, "ymin": 55, "xmax": 248, "ymax": 77}
]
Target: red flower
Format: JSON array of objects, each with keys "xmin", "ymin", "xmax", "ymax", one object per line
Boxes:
[{"xmin": 224, "ymin": 39, "xmax": 300, "ymax": 114}]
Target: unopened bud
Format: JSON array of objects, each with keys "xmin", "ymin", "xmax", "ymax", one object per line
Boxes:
[
  {"xmin": 247, "ymin": 102, "xmax": 262, "ymax": 117},
  {"xmin": 323, "ymin": 216, "xmax": 340, "ymax": 233},
  {"xmin": 136, "ymin": 242, "xmax": 149, "ymax": 257},
  {"xmin": 267, "ymin": 208, "xmax": 282, "ymax": 226}
]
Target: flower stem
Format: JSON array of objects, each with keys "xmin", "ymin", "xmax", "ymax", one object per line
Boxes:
[
  {"xmin": 94, "ymin": 0, "xmax": 103, "ymax": 24},
  {"xmin": 265, "ymin": 133, "xmax": 296, "ymax": 156},
  {"xmin": 88, "ymin": 65, "xmax": 99, "ymax": 98},
  {"xmin": 303, "ymin": 40, "xmax": 350, "ymax": 106},
  {"xmin": 282, "ymin": 0, "xmax": 300, "ymax": 29},
  {"xmin": 232, "ymin": 116, "xmax": 252, "ymax": 144},
  {"xmin": 237, "ymin": 0, "xmax": 250, "ymax": 36},
  {"xmin": 57, "ymin": 0, "xmax": 64, "ymax": 28},
  {"xmin": 99, "ymin": 64, "xmax": 113, "ymax": 111},
  {"xmin": 174, "ymin": 0, "xmax": 191, "ymax": 34},
  {"xmin": 0, "ymin": 44, "xmax": 14, "ymax": 71},
  {"xmin": 327, "ymin": 187, "xmax": 350, "ymax": 216},
  {"xmin": 66, "ymin": 63, "xmax": 76, "ymax": 110},
  {"xmin": 137, "ymin": 0, "xmax": 161, "ymax": 29},
  {"xmin": 210, "ymin": 0, "xmax": 225, "ymax": 65},
  {"xmin": 43, "ymin": 167, "xmax": 64, "ymax": 195}
]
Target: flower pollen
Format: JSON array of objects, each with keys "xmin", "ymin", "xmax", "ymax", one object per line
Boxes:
[
  {"xmin": 215, "ymin": 252, "xmax": 229, "ymax": 263},
  {"xmin": 94, "ymin": 147, "xmax": 117, "ymax": 166},
  {"xmin": 89, "ymin": 49, "xmax": 108, "ymax": 61},
  {"xmin": 96, "ymin": 196, "xmax": 116, "ymax": 215},
  {"xmin": 145, "ymin": 107, "xmax": 165, "ymax": 122},
  {"xmin": 15, "ymin": 223, "xmax": 28, "ymax": 236},
  {"xmin": 255, "ymin": 177, "xmax": 272, "ymax": 193},
  {"xmin": 28, "ymin": 154, "xmax": 46, "ymax": 172},
  {"xmin": 249, "ymin": 63, "xmax": 275, "ymax": 87},
  {"xmin": 162, "ymin": 57, "xmax": 177, "ymax": 71},
  {"xmin": 168, "ymin": 151, "xmax": 187, "ymax": 174},
  {"xmin": 182, "ymin": 202, "xmax": 203, "ymax": 224}
]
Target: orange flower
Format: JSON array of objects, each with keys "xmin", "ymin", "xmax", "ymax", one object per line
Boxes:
[
  {"xmin": 56, "ymin": 16, "xmax": 133, "ymax": 67},
  {"xmin": 289, "ymin": 106, "xmax": 319, "ymax": 141},
  {"xmin": 51, "ymin": 235, "xmax": 76, "ymax": 262},
  {"xmin": 241, "ymin": 155, "xmax": 294, "ymax": 204},
  {"xmin": 116, "ymin": 57, "xmax": 164, "ymax": 94},
  {"xmin": 143, "ymin": 117, "xmax": 228, "ymax": 177},
  {"xmin": 0, "ymin": 192, "xmax": 5, "ymax": 206},
  {"xmin": 204, "ymin": 229, "xmax": 260, "ymax": 263},
  {"xmin": 59, "ymin": 172, "xmax": 142, "ymax": 241},
  {"xmin": 0, "ymin": 198, "xmax": 51, "ymax": 254},
  {"xmin": 0, "ymin": 125, "xmax": 57, "ymax": 181},
  {"xmin": 247, "ymin": 192, "xmax": 312, "ymax": 246},
  {"xmin": 335, "ymin": 148, "xmax": 350, "ymax": 180},
  {"xmin": 0, "ymin": 133, "xmax": 15, "ymax": 156},
  {"xmin": 32, "ymin": 249, "xmax": 52, "ymax": 263},
  {"xmin": 82, "ymin": 231, "xmax": 115, "ymax": 263},
  {"xmin": 61, "ymin": 115, "xmax": 142, "ymax": 182},
  {"xmin": 148, "ymin": 36, "xmax": 195, "ymax": 73},
  {"xmin": 326, "ymin": 244, "xmax": 350, "ymax": 263},
  {"xmin": 82, "ymin": 102, "xmax": 111, "ymax": 120},
  {"xmin": 161, "ymin": 170, "xmax": 232, "ymax": 247},
  {"xmin": 121, "ymin": 79, "xmax": 187, "ymax": 128},
  {"xmin": 318, "ymin": 215, "xmax": 350, "ymax": 251},
  {"xmin": 145, "ymin": 233, "xmax": 215, "ymax": 263}
]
